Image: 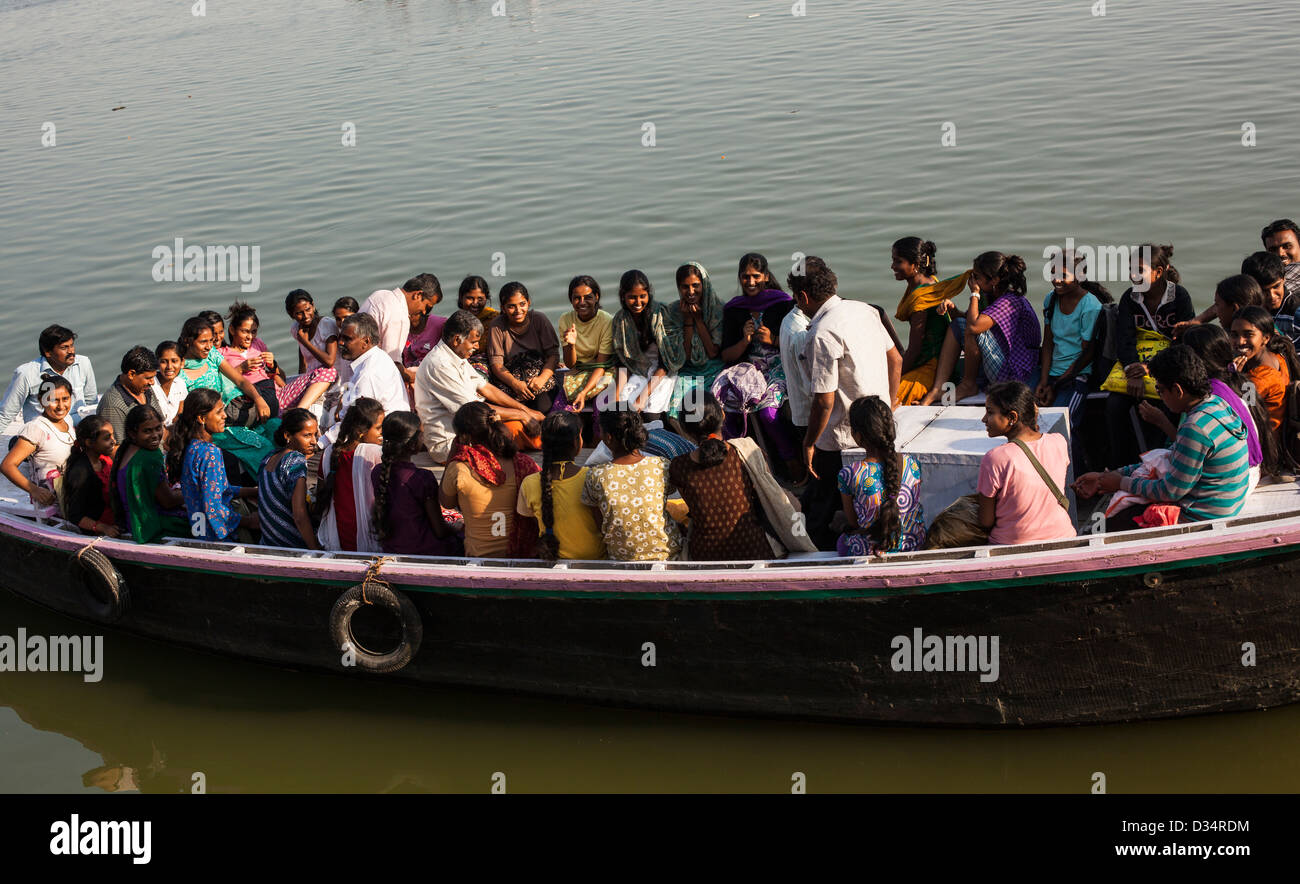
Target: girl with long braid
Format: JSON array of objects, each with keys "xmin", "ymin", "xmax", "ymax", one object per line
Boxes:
[
  {"xmin": 516, "ymin": 411, "xmax": 605, "ymax": 562},
  {"xmin": 370, "ymin": 411, "xmax": 460, "ymax": 556},
  {"xmin": 835, "ymin": 396, "xmax": 926, "ymax": 556},
  {"xmin": 171, "ymin": 387, "xmax": 260, "ymax": 541},
  {"xmin": 314, "ymin": 398, "xmax": 385, "ymax": 552}
]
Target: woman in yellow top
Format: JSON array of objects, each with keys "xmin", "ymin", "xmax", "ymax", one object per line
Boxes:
[
  {"xmin": 555, "ymin": 275, "xmax": 615, "ymax": 412},
  {"xmin": 516, "ymin": 411, "xmax": 606, "ymax": 561},
  {"xmin": 891, "ymin": 237, "xmax": 973, "ymax": 406}
]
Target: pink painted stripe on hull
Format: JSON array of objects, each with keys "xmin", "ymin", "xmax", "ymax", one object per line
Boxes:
[{"xmin": 3, "ymin": 510, "xmax": 1298, "ymax": 595}]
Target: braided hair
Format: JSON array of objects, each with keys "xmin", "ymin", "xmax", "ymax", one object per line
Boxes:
[
  {"xmin": 452, "ymin": 400, "xmax": 516, "ymax": 458},
  {"xmin": 166, "ymin": 388, "xmax": 222, "ymax": 483},
  {"xmin": 311, "ymin": 397, "xmax": 383, "ymax": 522},
  {"xmin": 536, "ymin": 411, "xmax": 582, "ymax": 561},
  {"xmin": 108, "ymin": 404, "xmax": 164, "ymax": 528},
  {"xmin": 371, "ymin": 411, "xmax": 422, "ymax": 543},
  {"xmin": 848, "ymin": 396, "xmax": 902, "ymax": 551},
  {"xmin": 681, "ymin": 393, "xmax": 728, "ymax": 467}
]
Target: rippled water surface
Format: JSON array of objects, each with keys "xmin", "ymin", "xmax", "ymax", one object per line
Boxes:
[{"xmin": 2, "ymin": 0, "xmax": 1299, "ymax": 792}]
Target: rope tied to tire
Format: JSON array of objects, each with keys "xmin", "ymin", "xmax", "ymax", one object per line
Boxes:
[
  {"xmin": 75, "ymin": 534, "xmax": 106, "ymax": 564},
  {"xmin": 359, "ymin": 556, "xmax": 395, "ymax": 605},
  {"xmin": 69, "ymin": 537, "xmax": 129, "ymax": 622}
]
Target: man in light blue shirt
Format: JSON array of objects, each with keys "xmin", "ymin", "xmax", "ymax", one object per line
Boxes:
[{"xmin": 0, "ymin": 324, "xmax": 99, "ymax": 433}]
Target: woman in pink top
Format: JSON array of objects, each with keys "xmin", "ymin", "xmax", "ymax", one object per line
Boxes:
[{"xmin": 976, "ymin": 381, "xmax": 1076, "ymax": 545}]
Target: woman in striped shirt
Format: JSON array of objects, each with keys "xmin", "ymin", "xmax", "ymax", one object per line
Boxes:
[{"xmin": 1074, "ymin": 345, "xmax": 1250, "ymax": 530}]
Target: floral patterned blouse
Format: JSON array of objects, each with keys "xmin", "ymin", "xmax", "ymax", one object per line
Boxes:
[
  {"xmin": 581, "ymin": 455, "xmax": 681, "ymax": 561},
  {"xmin": 835, "ymin": 454, "xmax": 926, "ymax": 557}
]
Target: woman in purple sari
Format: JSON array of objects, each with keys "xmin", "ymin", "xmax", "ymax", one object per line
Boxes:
[
  {"xmin": 713, "ymin": 252, "xmax": 800, "ymax": 475},
  {"xmin": 920, "ymin": 251, "xmax": 1042, "ymax": 404}
]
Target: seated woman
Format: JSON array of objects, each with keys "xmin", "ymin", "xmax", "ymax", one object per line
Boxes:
[
  {"xmin": 177, "ymin": 316, "xmax": 278, "ymax": 480},
  {"xmin": 715, "ymin": 253, "xmax": 799, "ymax": 473},
  {"xmin": 610, "ymin": 270, "xmax": 684, "ymax": 421},
  {"xmin": 61, "ymin": 415, "xmax": 120, "ymax": 537},
  {"xmin": 257, "ymin": 408, "xmax": 321, "ymax": 550},
  {"xmin": 1075, "ymin": 346, "xmax": 1250, "ymax": 528},
  {"xmin": 581, "ymin": 409, "xmax": 682, "ymax": 562},
  {"xmin": 1100, "ymin": 244, "xmax": 1194, "ymax": 468},
  {"xmin": 151, "ymin": 340, "xmax": 187, "ymax": 428},
  {"xmin": 976, "ymin": 381, "xmax": 1076, "ymax": 545},
  {"xmin": 486, "ymin": 282, "xmax": 560, "ymax": 414},
  {"xmin": 282, "ymin": 289, "xmax": 343, "ymax": 411},
  {"xmin": 836, "ymin": 396, "xmax": 926, "ymax": 557},
  {"xmin": 919, "ymin": 252, "xmax": 1041, "ymax": 405},
  {"xmin": 666, "ymin": 262, "xmax": 725, "ymax": 419},
  {"xmin": 1175, "ymin": 273, "xmax": 1262, "ymax": 336},
  {"xmin": 439, "ymin": 401, "xmax": 538, "ymax": 558},
  {"xmin": 372, "ymin": 412, "xmax": 461, "ymax": 557},
  {"xmin": 314, "ymin": 397, "xmax": 385, "ymax": 553},
  {"xmin": 168, "ymin": 388, "xmax": 260, "ymax": 541},
  {"xmin": 669, "ymin": 394, "xmax": 773, "ymax": 562},
  {"xmin": 516, "ymin": 411, "xmax": 606, "ymax": 562},
  {"xmin": 891, "ymin": 237, "xmax": 954, "ymax": 406},
  {"xmin": 457, "ymin": 276, "xmax": 497, "ymax": 377},
  {"xmin": 553, "ymin": 275, "xmax": 614, "ymax": 413},
  {"xmin": 0, "ymin": 375, "xmax": 76, "ymax": 510},
  {"xmin": 1231, "ymin": 305, "xmax": 1298, "ymax": 449},
  {"xmin": 108, "ymin": 404, "xmax": 188, "ymax": 543},
  {"xmin": 1148, "ymin": 324, "xmax": 1268, "ymax": 497},
  {"xmin": 332, "ymin": 296, "xmax": 359, "ymax": 324},
  {"xmin": 221, "ymin": 301, "xmax": 281, "ymax": 419}
]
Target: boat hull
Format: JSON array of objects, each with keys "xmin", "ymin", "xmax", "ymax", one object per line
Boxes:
[{"xmin": 3, "ymin": 525, "xmax": 1299, "ymax": 727}]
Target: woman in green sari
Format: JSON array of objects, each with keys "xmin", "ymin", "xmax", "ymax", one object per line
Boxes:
[
  {"xmin": 109, "ymin": 404, "xmax": 188, "ymax": 543},
  {"xmin": 665, "ymin": 261, "xmax": 724, "ymax": 419}
]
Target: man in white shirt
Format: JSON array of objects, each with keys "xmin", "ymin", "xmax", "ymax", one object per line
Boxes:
[
  {"xmin": 793, "ymin": 256, "xmax": 901, "ymax": 550},
  {"xmin": 414, "ymin": 310, "xmax": 544, "ymax": 462},
  {"xmin": 779, "ymin": 304, "xmax": 814, "ymax": 429},
  {"xmin": 361, "ymin": 273, "xmax": 443, "ymax": 385},
  {"xmin": 0, "ymin": 324, "xmax": 99, "ymax": 433},
  {"xmin": 337, "ymin": 313, "xmax": 411, "ymax": 419}
]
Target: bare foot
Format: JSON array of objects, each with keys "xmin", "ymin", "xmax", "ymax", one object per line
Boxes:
[{"xmin": 953, "ymin": 380, "xmax": 979, "ymax": 402}]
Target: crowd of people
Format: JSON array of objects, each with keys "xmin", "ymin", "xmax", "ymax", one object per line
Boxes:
[{"xmin": 3, "ymin": 217, "xmax": 1298, "ymax": 561}]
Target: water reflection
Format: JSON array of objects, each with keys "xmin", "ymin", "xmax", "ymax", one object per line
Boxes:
[{"xmin": 1, "ymin": 588, "xmax": 1297, "ymax": 793}]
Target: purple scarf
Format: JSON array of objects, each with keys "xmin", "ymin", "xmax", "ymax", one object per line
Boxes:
[{"xmin": 724, "ymin": 288, "xmax": 792, "ymax": 313}]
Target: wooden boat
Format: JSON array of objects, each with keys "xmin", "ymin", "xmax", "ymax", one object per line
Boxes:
[{"xmin": 3, "ymin": 466, "xmax": 1300, "ymax": 728}]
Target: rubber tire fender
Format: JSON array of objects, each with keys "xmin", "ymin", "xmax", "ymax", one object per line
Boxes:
[
  {"xmin": 69, "ymin": 546, "xmax": 130, "ymax": 623},
  {"xmin": 329, "ymin": 583, "xmax": 423, "ymax": 673}
]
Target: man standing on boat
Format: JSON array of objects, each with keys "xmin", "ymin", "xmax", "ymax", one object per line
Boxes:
[
  {"xmin": 414, "ymin": 310, "xmax": 544, "ymax": 463},
  {"xmin": 361, "ymin": 274, "xmax": 443, "ymax": 387},
  {"xmin": 793, "ymin": 257, "xmax": 901, "ymax": 551},
  {"xmin": 0, "ymin": 324, "xmax": 98, "ymax": 434},
  {"xmin": 337, "ymin": 313, "xmax": 411, "ymax": 418}
]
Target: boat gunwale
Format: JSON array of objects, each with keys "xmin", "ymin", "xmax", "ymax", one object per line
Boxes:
[{"xmin": 3, "ymin": 503, "xmax": 1300, "ymax": 595}]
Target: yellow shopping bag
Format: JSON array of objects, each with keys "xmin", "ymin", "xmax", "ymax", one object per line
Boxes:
[{"xmin": 1099, "ymin": 327, "xmax": 1169, "ymax": 400}]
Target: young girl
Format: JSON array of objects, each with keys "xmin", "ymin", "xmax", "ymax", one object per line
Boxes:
[
  {"xmin": 332, "ymin": 297, "xmax": 359, "ymax": 325},
  {"xmin": 1231, "ymin": 306, "xmax": 1298, "ymax": 445},
  {"xmin": 610, "ymin": 270, "xmax": 683, "ymax": 420},
  {"xmin": 667, "ymin": 262, "xmax": 725, "ymax": 417},
  {"xmin": 1, "ymin": 375, "xmax": 76, "ymax": 510},
  {"xmin": 151, "ymin": 340, "xmax": 186, "ymax": 428},
  {"xmin": 179, "ymin": 315, "xmax": 272, "ymax": 427},
  {"xmin": 715, "ymin": 253, "xmax": 798, "ymax": 470},
  {"xmin": 486, "ymin": 282, "xmax": 561, "ymax": 414},
  {"xmin": 314, "ymin": 398, "xmax": 384, "ymax": 553},
  {"xmin": 108, "ymin": 404, "xmax": 188, "ymax": 543},
  {"xmin": 836, "ymin": 396, "xmax": 926, "ymax": 557},
  {"xmin": 976, "ymin": 381, "xmax": 1075, "ymax": 545},
  {"xmin": 169, "ymin": 388, "xmax": 260, "ymax": 541},
  {"xmin": 920, "ymin": 252, "xmax": 1041, "ymax": 404},
  {"xmin": 581, "ymin": 409, "xmax": 682, "ymax": 561},
  {"xmin": 457, "ymin": 276, "xmax": 496, "ymax": 376},
  {"xmin": 554, "ymin": 275, "xmax": 614, "ymax": 413},
  {"xmin": 199, "ymin": 309, "xmax": 225, "ymax": 349},
  {"xmin": 668, "ymin": 394, "xmax": 771, "ymax": 561},
  {"xmin": 280, "ymin": 290, "xmax": 343, "ymax": 409},
  {"xmin": 891, "ymin": 237, "xmax": 954, "ymax": 406},
  {"xmin": 256, "ymin": 408, "xmax": 320, "ymax": 549},
  {"xmin": 439, "ymin": 401, "xmax": 539, "ymax": 558},
  {"xmin": 1102, "ymin": 244, "xmax": 1195, "ymax": 468},
  {"xmin": 515, "ymin": 411, "xmax": 605, "ymax": 561},
  {"xmin": 372, "ymin": 412, "xmax": 461, "ymax": 557},
  {"xmin": 61, "ymin": 415, "xmax": 120, "ymax": 537}
]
